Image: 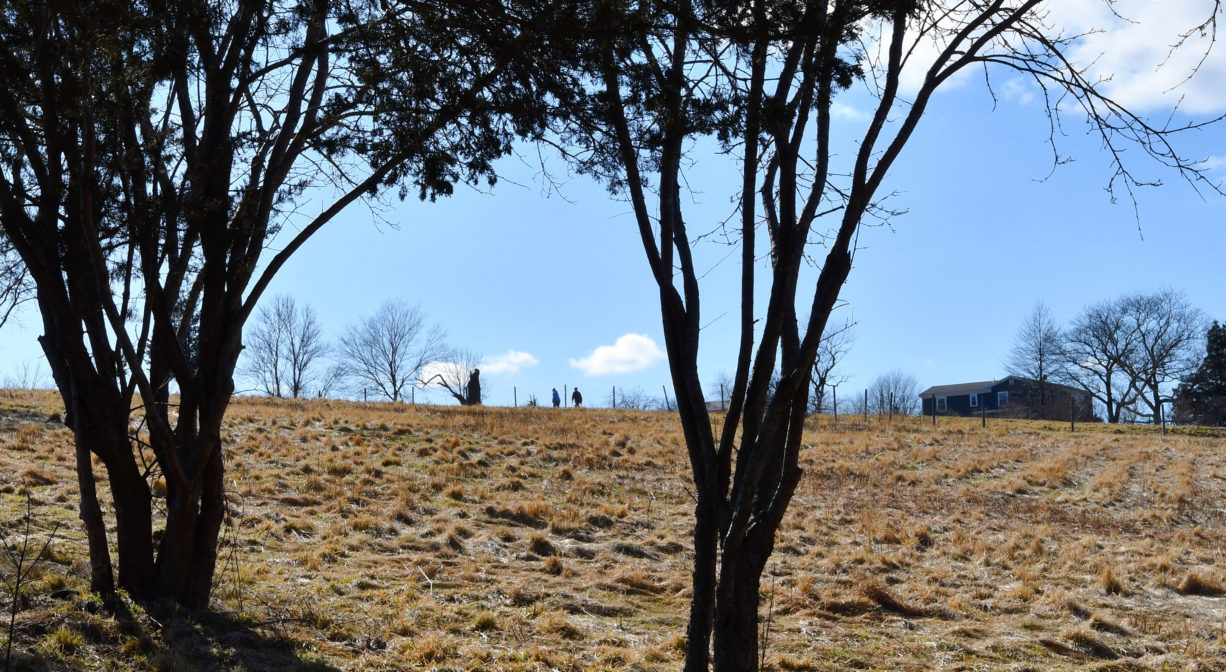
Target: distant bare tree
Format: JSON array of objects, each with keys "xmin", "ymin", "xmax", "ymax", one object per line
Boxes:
[
  {"xmin": 707, "ymin": 371, "xmax": 735, "ymax": 412},
  {"xmin": 1118, "ymin": 289, "xmax": 1206, "ymax": 426},
  {"xmin": 1006, "ymin": 302, "xmax": 1065, "ymax": 410},
  {"xmin": 1062, "ymin": 298, "xmax": 1142, "ymax": 423},
  {"xmin": 422, "ymin": 348, "xmax": 483, "ymax": 405},
  {"xmin": 868, "ymin": 370, "xmax": 920, "ymax": 416},
  {"xmin": 338, "ymin": 301, "xmax": 447, "ymax": 402},
  {"xmin": 0, "ymin": 240, "xmax": 29, "ymax": 331},
  {"xmin": 810, "ymin": 318, "xmax": 853, "ymax": 415},
  {"xmin": 242, "ymin": 295, "xmax": 329, "ymax": 399}
]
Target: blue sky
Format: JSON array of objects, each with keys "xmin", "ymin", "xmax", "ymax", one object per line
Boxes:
[{"xmin": 1, "ymin": 2, "xmax": 1224, "ymax": 408}]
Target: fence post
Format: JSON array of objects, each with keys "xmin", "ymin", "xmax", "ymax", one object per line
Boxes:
[
  {"xmin": 662, "ymin": 385, "xmax": 671, "ymax": 411},
  {"xmin": 863, "ymin": 390, "xmax": 868, "ymax": 423},
  {"xmin": 720, "ymin": 383, "xmax": 726, "ymax": 412},
  {"xmin": 1070, "ymin": 397, "xmax": 1076, "ymax": 433},
  {"xmin": 981, "ymin": 397, "xmax": 986, "ymax": 428},
  {"xmin": 514, "ymin": 387, "xmax": 518, "ymax": 408},
  {"xmin": 832, "ymin": 387, "xmax": 838, "ymax": 428},
  {"xmin": 888, "ymin": 393, "xmax": 894, "ymax": 424},
  {"xmin": 931, "ymin": 395, "xmax": 936, "ymax": 426},
  {"xmin": 612, "ymin": 386, "xmax": 617, "ymax": 409}
]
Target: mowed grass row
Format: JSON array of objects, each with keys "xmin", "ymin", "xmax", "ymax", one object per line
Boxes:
[{"xmin": 1, "ymin": 389, "xmax": 1225, "ymax": 671}]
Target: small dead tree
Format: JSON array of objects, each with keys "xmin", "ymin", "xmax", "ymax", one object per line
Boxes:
[
  {"xmin": 422, "ymin": 348, "xmax": 484, "ymax": 405},
  {"xmin": 241, "ymin": 295, "xmax": 329, "ymax": 399},
  {"xmin": 339, "ymin": 301, "xmax": 447, "ymax": 403}
]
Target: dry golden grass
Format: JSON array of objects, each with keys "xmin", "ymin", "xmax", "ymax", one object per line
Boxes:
[{"xmin": 2, "ymin": 389, "xmax": 1226, "ymax": 670}]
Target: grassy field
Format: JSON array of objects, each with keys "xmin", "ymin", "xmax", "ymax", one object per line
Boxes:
[{"xmin": 1, "ymin": 389, "xmax": 1225, "ymax": 671}]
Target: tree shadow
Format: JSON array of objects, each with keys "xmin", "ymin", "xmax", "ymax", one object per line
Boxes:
[{"xmin": 9, "ymin": 595, "xmax": 342, "ymax": 672}]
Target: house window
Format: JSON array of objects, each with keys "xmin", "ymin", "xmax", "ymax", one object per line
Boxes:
[
  {"xmin": 969, "ymin": 393, "xmax": 978, "ymax": 408},
  {"xmin": 998, "ymin": 391, "xmax": 1008, "ymax": 407},
  {"xmin": 936, "ymin": 397, "xmax": 947, "ymax": 412}
]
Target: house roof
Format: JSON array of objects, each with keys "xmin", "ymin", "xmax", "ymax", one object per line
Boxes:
[
  {"xmin": 918, "ymin": 380, "xmax": 997, "ymax": 398},
  {"xmin": 919, "ymin": 375, "xmax": 1092, "ymax": 399}
]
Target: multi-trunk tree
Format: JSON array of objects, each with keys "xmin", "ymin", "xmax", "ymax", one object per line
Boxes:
[
  {"xmin": 544, "ymin": 1, "xmax": 1222, "ymax": 670},
  {"xmin": 0, "ymin": 0, "xmax": 557, "ymax": 607}
]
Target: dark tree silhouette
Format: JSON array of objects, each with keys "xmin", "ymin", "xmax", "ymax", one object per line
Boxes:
[
  {"xmin": 541, "ymin": 2, "xmax": 1224, "ymax": 670},
  {"xmin": 0, "ymin": 0, "xmax": 555, "ymax": 607}
]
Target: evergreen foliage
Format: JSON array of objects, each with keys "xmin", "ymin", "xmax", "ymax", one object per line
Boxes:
[{"xmin": 1175, "ymin": 322, "xmax": 1226, "ymax": 426}]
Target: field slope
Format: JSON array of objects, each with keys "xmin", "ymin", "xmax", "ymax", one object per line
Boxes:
[{"xmin": 2, "ymin": 390, "xmax": 1225, "ymax": 670}]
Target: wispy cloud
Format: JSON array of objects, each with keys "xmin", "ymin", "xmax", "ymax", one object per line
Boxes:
[
  {"xmin": 481, "ymin": 350, "xmax": 539, "ymax": 375},
  {"xmin": 570, "ymin": 334, "xmax": 666, "ymax": 376}
]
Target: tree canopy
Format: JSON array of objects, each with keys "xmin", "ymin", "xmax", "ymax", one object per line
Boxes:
[{"xmin": 1175, "ymin": 321, "xmax": 1226, "ymax": 426}]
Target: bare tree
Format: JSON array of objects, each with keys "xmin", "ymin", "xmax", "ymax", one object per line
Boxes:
[
  {"xmin": 1118, "ymin": 289, "xmax": 1206, "ymax": 426},
  {"xmin": 339, "ymin": 301, "xmax": 447, "ymax": 403},
  {"xmin": 543, "ymin": 2, "xmax": 1223, "ymax": 669},
  {"xmin": 421, "ymin": 348, "xmax": 484, "ymax": 405},
  {"xmin": 1006, "ymin": 301, "xmax": 1065, "ymax": 411},
  {"xmin": 0, "ymin": 239, "xmax": 30, "ymax": 331},
  {"xmin": 241, "ymin": 295, "xmax": 329, "ymax": 399},
  {"xmin": 1062, "ymin": 298, "xmax": 1143, "ymax": 423},
  {"xmin": 868, "ymin": 370, "xmax": 920, "ymax": 416},
  {"xmin": 707, "ymin": 370, "xmax": 735, "ymax": 411},
  {"xmin": 811, "ymin": 317, "xmax": 853, "ymax": 415}
]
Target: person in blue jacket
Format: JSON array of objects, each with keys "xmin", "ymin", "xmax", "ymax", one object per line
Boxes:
[{"xmin": 551, "ymin": 388, "xmax": 561, "ymax": 408}]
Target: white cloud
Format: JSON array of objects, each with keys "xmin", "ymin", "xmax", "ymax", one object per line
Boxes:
[
  {"xmin": 831, "ymin": 101, "xmax": 867, "ymax": 120},
  {"xmin": 1049, "ymin": 0, "xmax": 1226, "ymax": 115},
  {"xmin": 867, "ymin": 2, "xmax": 1226, "ymax": 115},
  {"xmin": 569, "ymin": 334, "xmax": 666, "ymax": 376},
  {"xmin": 481, "ymin": 350, "xmax": 539, "ymax": 375}
]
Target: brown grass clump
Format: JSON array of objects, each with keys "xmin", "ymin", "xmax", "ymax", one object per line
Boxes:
[
  {"xmin": 3, "ymin": 392, "xmax": 1226, "ymax": 671},
  {"xmin": 1175, "ymin": 569, "xmax": 1226, "ymax": 596}
]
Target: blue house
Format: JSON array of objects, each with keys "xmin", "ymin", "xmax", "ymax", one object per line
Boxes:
[{"xmin": 919, "ymin": 376, "xmax": 1095, "ymax": 421}]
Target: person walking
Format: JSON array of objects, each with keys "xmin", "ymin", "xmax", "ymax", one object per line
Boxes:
[
  {"xmin": 571, "ymin": 387, "xmax": 583, "ymax": 407},
  {"xmin": 551, "ymin": 388, "xmax": 561, "ymax": 408}
]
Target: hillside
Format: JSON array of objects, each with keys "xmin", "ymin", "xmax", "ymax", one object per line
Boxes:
[{"xmin": 2, "ymin": 390, "xmax": 1225, "ymax": 671}]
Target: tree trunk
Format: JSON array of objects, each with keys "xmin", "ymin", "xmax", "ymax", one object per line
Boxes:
[
  {"xmin": 74, "ymin": 438, "xmax": 113, "ymax": 595},
  {"xmin": 107, "ymin": 457, "xmax": 156, "ymax": 600},
  {"xmin": 683, "ymin": 498, "xmax": 719, "ymax": 672},
  {"xmin": 712, "ymin": 542, "xmax": 768, "ymax": 672},
  {"xmin": 154, "ymin": 441, "xmax": 225, "ymax": 609}
]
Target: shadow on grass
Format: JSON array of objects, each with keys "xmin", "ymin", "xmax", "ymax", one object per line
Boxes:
[{"xmin": 8, "ymin": 594, "xmax": 342, "ymax": 672}]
